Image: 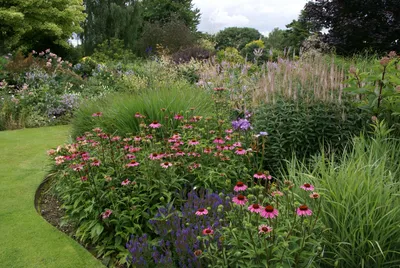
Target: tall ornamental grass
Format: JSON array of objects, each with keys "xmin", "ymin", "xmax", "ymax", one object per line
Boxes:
[
  {"xmin": 72, "ymin": 80, "xmax": 213, "ymax": 137},
  {"xmin": 286, "ymin": 122, "xmax": 400, "ymax": 267}
]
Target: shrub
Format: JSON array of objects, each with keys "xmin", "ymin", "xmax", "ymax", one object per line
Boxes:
[
  {"xmin": 171, "ymin": 46, "xmax": 214, "ymax": 64},
  {"xmin": 216, "ymin": 47, "xmax": 245, "ymax": 64},
  {"xmin": 253, "ymin": 98, "xmax": 369, "ymax": 173},
  {"xmin": 286, "ymin": 122, "xmax": 400, "ymax": 267}
]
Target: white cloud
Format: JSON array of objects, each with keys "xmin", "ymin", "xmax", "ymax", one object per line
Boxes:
[{"xmin": 193, "ymin": 0, "xmax": 308, "ymax": 36}]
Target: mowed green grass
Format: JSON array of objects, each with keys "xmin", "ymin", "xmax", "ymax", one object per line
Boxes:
[{"xmin": 0, "ymin": 126, "xmax": 103, "ymax": 268}]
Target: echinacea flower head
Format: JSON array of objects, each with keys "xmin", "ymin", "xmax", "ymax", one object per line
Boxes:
[
  {"xmin": 213, "ymin": 137, "xmax": 225, "ymax": 144},
  {"xmin": 188, "ymin": 139, "xmax": 199, "ymax": 146},
  {"xmin": 297, "ymin": 205, "xmax": 313, "ymax": 217},
  {"xmin": 134, "ymin": 112, "xmax": 144, "ymax": 118},
  {"xmin": 101, "ymin": 209, "xmax": 112, "ymax": 219},
  {"xmin": 300, "ymin": 183, "xmax": 315, "ymax": 191},
  {"xmin": 202, "ymin": 228, "xmax": 214, "ymax": 235},
  {"xmin": 234, "ymin": 181, "xmax": 248, "ymax": 192},
  {"xmin": 261, "ymin": 205, "xmax": 279, "ymax": 219},
  {"xmin": 160, "ymin": 162, "xmax": 172, "ymax": 168},
  {"xmin": 235, "ymin": 148, "xmax": 247, "ymax": 155},
  {"xmin": 254, "ymin": 172, "xmax": 267, "ymax": 180},
  {"xmin": 195, "ymin": 208, "xmax": 208, "ymax": 216},
  {"xmin": 271, "ymin": 190, "xmax": 284, "ymax": 197},
  {"xmin": 149, "ymin": 121, "xmax": 162, "ymax": 128},
  {"xmin": 225, "ymin": 129, "xmax": 233, "ymax": 134},
  {"xmin": 309, "ymin": 192, "xmax": 320, "ymax": 199},
  {"xmin": 232, "ymin": 194, "xmax": 248, "ymax": 205},
  {"xmin": 174, "ymin": 114, "xmax": 184, "ymax": 120},
  {"xmin": 126, "ymin": 160, "xmax": 140, "ymax": 167},
  {"xmin": 81, "ymin": 176, "xmax": 88, "ymax": 182},
  {"xmin": 213, "ymin": 87, "xmax": 225, "ymax": 91},
  {"xmin": 258, "ymin": 224, "xmax": 273, "ymax": 234},
  {"xmin": 91, "ymin": 159, "xmax": 101, "ymax": 166},
  {"xmin": 248, "ymin": 203, "xmax": 263, "ymax": 213},
  {"xmin": 92, "ymin": 112, "xmax": 102, "ymax": 117},
  {"xmin": 121, "ymin": 179, "xmax": 131, "ymax": 186}
]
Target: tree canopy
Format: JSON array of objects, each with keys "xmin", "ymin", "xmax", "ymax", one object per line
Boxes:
[
  {"xmin": 0, "ymin": 0, "xmax": 85, "ymax": 54},
  {"xmin": 215, "ymin": 27, "xmax": 262, "ymax": 51},
  {"xmin": 304, "ymin": 0, "xmax": 400, "ymax": 54}
]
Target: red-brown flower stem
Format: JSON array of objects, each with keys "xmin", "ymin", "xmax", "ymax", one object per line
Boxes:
[{"xmin": 377, "ymin": 66, "xmax": 387, "ymax": 110}]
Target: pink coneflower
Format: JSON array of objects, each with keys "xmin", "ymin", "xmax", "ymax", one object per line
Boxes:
[
  {"xmin": 149, "ymin": 153, "xmax": 160, "ymax": 160},
  {"xmin": 126, "ymin": 154, "xmax": 136, "ymax": 159},
  {"xmin": 309, "ymin": 192, "xmax": 320, "ymax": 199},
  {"xmin": 297, "ymin": 205, "xmax": 313, "ymax": 217},
  {"xmin": 203, "ymin": 147, "xmax": 212, "ymax": 154},
  {"xmin": 182, "ymin": 124, "xmax": 193, "ymax": 129},
  {"xmin": 71, "ymin": 163, "xmax": 84, "ymax": 171},
  {"xmin": 232, "ymin": 194, "xmax": 248, "ymax": 205},
  {"xmin": 47, "ymin": 149, "xmax": 56, "ymax": 156},
  {"xmin": 235, "ymin": 148, "xmax": 247, "ymax": 155},
  {"xmin": 300, "ymin": 183, "xmax": 315, "ymax": 191},
  {"xmin": 111, "ymin": 136, "xmax": 121, "ymax": 141},
  {"xmin": 187, "ymin": 152, "xmax": 200, "ymax": 157},
  {"xmin": 225, "ymin": 129, "xmax": 233, "ymax": 134},
  {"xmin": 213, "ymin": 137, "xmax": 225, "ymax": 144},
  {"xmin": 225, "ymin": 135, "xmax": 232, "ymax": 141},
  {"xmin": 190, "ymin": 116, "xmax": 203, "ymax": 122},
  {"xmin": 76, "ymin": 136, "xmax": 86, "ymax": 141},
  {"xmin": 189, "ymin": 163, "xmax": 201, "ymax": 170},
  {"xmin": 104, "ymin": 175, "xmax": 112, "ymax": 182},
  {"xmin": 258, "ymin": 224, "xmax": 273, "ymax": 234},
  {"xmin": 121, "ymin": 179, "xmax": 131, "ymax": 186},
  {"xmin": 233, "ymin": 142, "xmax": 242, "ymax": 147},
  {"xmin": 123, "ymin": 138, "xmax": 132, "ymax": 142},
  {"xmin": 55, "ymin": 156, "xmax": 65, "ymax": 165},
  {"xmin": 129, "ymin": 147, "xmax": 141, "ymax": 153},
  {"xmin": 202, "ymin": 228, "xmax": 214, "ymax": 235},
  {"xmin": 253, "ymin": 172, "xmax": 267, "ymax": 180},
  {"xmin": 160, "ymin": 162, "xmax": 172, "ymax": 168},
  {"xmin": 195, "ymin": 208, "xmax": 208, "ymax": 216},
  {"xmin": 234, "ymin": 181, "xmax": 248, "ymax": 192},
  {"xmin": 149, "ymin": 121, "xmax": 162, "ymax": 128},
  {"xmin": 134, "ymin": 136, "xmax": 141, "ymax": 142},
  {"xmin": 81, "ymin": 152, "xmax": 90, "ymax": 161},
  {"xmin": 81, "ymin": 176, "xmax": 88, "ymax": 182},
  {"xmin": 126, "ymin": 160, "xmax": 140, "ymax": 167},
  {"xmin": 174, "ymin": 114, "xmax": 184, "ymax": 120},
  {"xmin": 91, "ymin": 159, "xmax": 101, "ymax": 166},
  {"xmin": 175, "ymin": 151, "xmax": 185, "ymax": 157},
  {"xmin": 145, "ymin": 134, "xmax": 153, "ymax": 139},
  {"xmin": 93, "ymin": 127, "xmax": 102, "ymax": 133},
  {"xmin": 261, "ymin": 205, "xmax": 279, "ymax": 219},
  {"xmin": 188, "ymin": 139, "xmax": 199, "ymax": 145},
  {"xmin": 134, "ymin": 112, "xmax": 145, "ymax": 118},
  {"xmin": 92, "ymin": 112, "xmax": 102, "ymax": 117},
  {"xmin": 101, "ymin": 209, "xmax": 112, "ymax": 219},
  {"xmin": 271, "ymin": 190, "xmax": 284, "ymax": 197},
  {"xmin": 213, "ymin": 87, "xmax": 225, "ymax": 91},
  {"xmin": 248, "ymin": 204, "xmax": 263, "ymax": 213}
]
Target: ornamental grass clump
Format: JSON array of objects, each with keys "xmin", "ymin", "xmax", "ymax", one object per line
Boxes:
[{"xmin": 286, "ymin": 121, "xmax": 400, "ymax": 267}]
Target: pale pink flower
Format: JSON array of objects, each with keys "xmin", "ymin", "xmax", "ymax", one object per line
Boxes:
[
  {"xmin": 175, "ymin": 151, "xmax": 185, "ymax": 157},
  {"xmin": 213, "ymin": 137, "xmax": 225, "ymax": 144},
  {"xmin": 47, "ymin": 149, "xmax": 56, "ymax": 156},
  {"xmin": 111, "ymin": 136, "xmax": 121, "ymax": 141},
  {"xmin": 134, "ymin": 112, "xmax": 145, "ymax": 118},
  {"xmin": 129, "ymin": 147, "xmax": 142, "ymax": 153},
  {"xmin": 260, "ymin": 205, "xmax": 279, "ymax": 219},
  {"xmin": 149, "ymin": 121, "xmax": 162, "ymax": 128},
  {"xmin": 235, "ymin": 148, "xmax": 247, "ymax": 155},
  {"xmin": 234, "ymin": 181, "xmax": 248, "ymax": 192},
  {"xmin": 126, "ymin": 154, "xmax": 136, "ymax": 159},
  {"xmin": 101, "ymin": 209, "xmax": 112, "ymax": 219},
  {"xmin": 126, "ymin": 160, "xmax": 140, "ymax": 167},
  {"xmin": 233, "ymin": 142, "xmax": 242, "ymax": 147},
  {"xmin": 93, "ymin": 127, "xmax": 102, "ymax": 133},
  {"xmin": 258, "ymin": 224, "xmax": 273, "ymax": 234},
  {"xmin": 188, "ymin": 139, "xmax": 200, "ymax": 146},
  {"xmin": 134, "ymin": 136, "xmax": 141, "ymax": 142},
  {"xmin": 92, "ymin": 112, "xmax": 102, "ymax": 117},
  {"xmin": 248, "ymin": 204, "xmax": 263, "ymax": 213},
  {"xmin": 91, "ymin": 159, "xmax": 101, "ymax": 166},
  {"xmin": 225, "ymin": 129, "xmax": 233, "ymax": 134},
  {"xmin": 160, "ymin": 162, "xmax": 172, "ymax": 168},
  {"xmin": 232, "ymin": 194, "xmax": 248, "ymax": 205},
  {"xmin": 182, "ymin": 124, "xmax": 193, "ymax": 129},
  {"xmin": 271, "ymin": 190, "xmax": 283, "ymax": 197},
  {"xmin": 203, "ymin": 147, "xmax": 212, "ymax": 154},
  {"xmin": 297, "ymin": 205, "xmax": 313, "ymax": 217},
  {"xmin": 309, "ymin": 192, "xmax": 320, "ymax": 199},
  {"xmin": 121, "ymin": 179, "xmax": 131, "ymax": 186},
  {"xmin": 195, "ymin": 208, "xmax": 208, "ymax": 216},
  {"xmin": 300, "ymin": 183, "xmax": 314, "ymax": 191},
  {"xmin": 81, "ymin": 176, "xmax": 88, "ymax": 182},
  {"xmin": 174, "ymin": 114, "xmax": 184, "ymax": 120},
  {"xmin": 254, "ymin": 172, "xmax": 267, "ymax": 180}
]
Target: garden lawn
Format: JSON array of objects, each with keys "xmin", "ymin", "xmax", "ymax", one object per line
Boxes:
[{"xmin": 0, "ymin": 126, "xmax": 103, "ymax": 268}]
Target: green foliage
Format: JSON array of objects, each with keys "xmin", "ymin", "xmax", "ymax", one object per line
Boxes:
[
  {"xmin": 286, "ymin": 122, "xmax": 400, "ymax": 267},
  {"xmin": 91, "ymin": 39, "xmax": 136, "ymax": 63},
  {"xmin": 216, "ymin": 47, "xmax": 245, "ymax": 64},
  {"xmin": 0, "ymin": 0, "xmax": 85, "ymax": 54},
  {"xmin": 71, "ymin": 82, "xmax": 214, "ymax": 137},
  {"xmin": 141, "ymin": 0, "xmax": 200, "ymax": 32},
  {"xmin": 241, "ymin": 40, "xmax": 267, "ymax": 63},
  {"xmin": 215, "ymin": 27, "xmax": 262, "ymax": 51},
  {"xmin": 253, "ymin": 98, "xmax": 369, "ymax": 174},
  {"xmin": 82, "ymin": 0, "xmax": 141, "ymax": 55},
  {"xmin": 138, "ymin": 19, "xmax": 197, "ymax": 55},
  {"xmin": 345, "ymin": 52, "xmax": 400, "ymax": 134},
  {"xmin": 263, "ymin": 28, "xmax": 288, "ymax": 52}
]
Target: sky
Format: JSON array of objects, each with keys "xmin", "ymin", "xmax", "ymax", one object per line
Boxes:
[{"xmin": 192, "ymin": 0, "xmax": 309, "ymax": 36}]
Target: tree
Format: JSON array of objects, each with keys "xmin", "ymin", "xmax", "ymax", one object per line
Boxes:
[
  {"xmin": 215, "ymin": 27, "xmax": 262, "ymax": 51},
  {"xmin": 141, "ymin": 0, "xmax": 200, "ymax": 31},
  {"xmin": 284, "ymin": 11, "xmax": 316, "ymax": 49},
  {"xmin": 0, "ymin": 0, "xmax": 85, "ymax": 54},
  {"xmin": 82, "ymin": 0, "xmax": 141, "ymax": 55},
  {"xmin": 304, "ymin": 0, "xmax": 400, "ymax": 55},
  {"xmin": 263, "ymin": 28, "xmax": 288, "ymax": 51}
]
